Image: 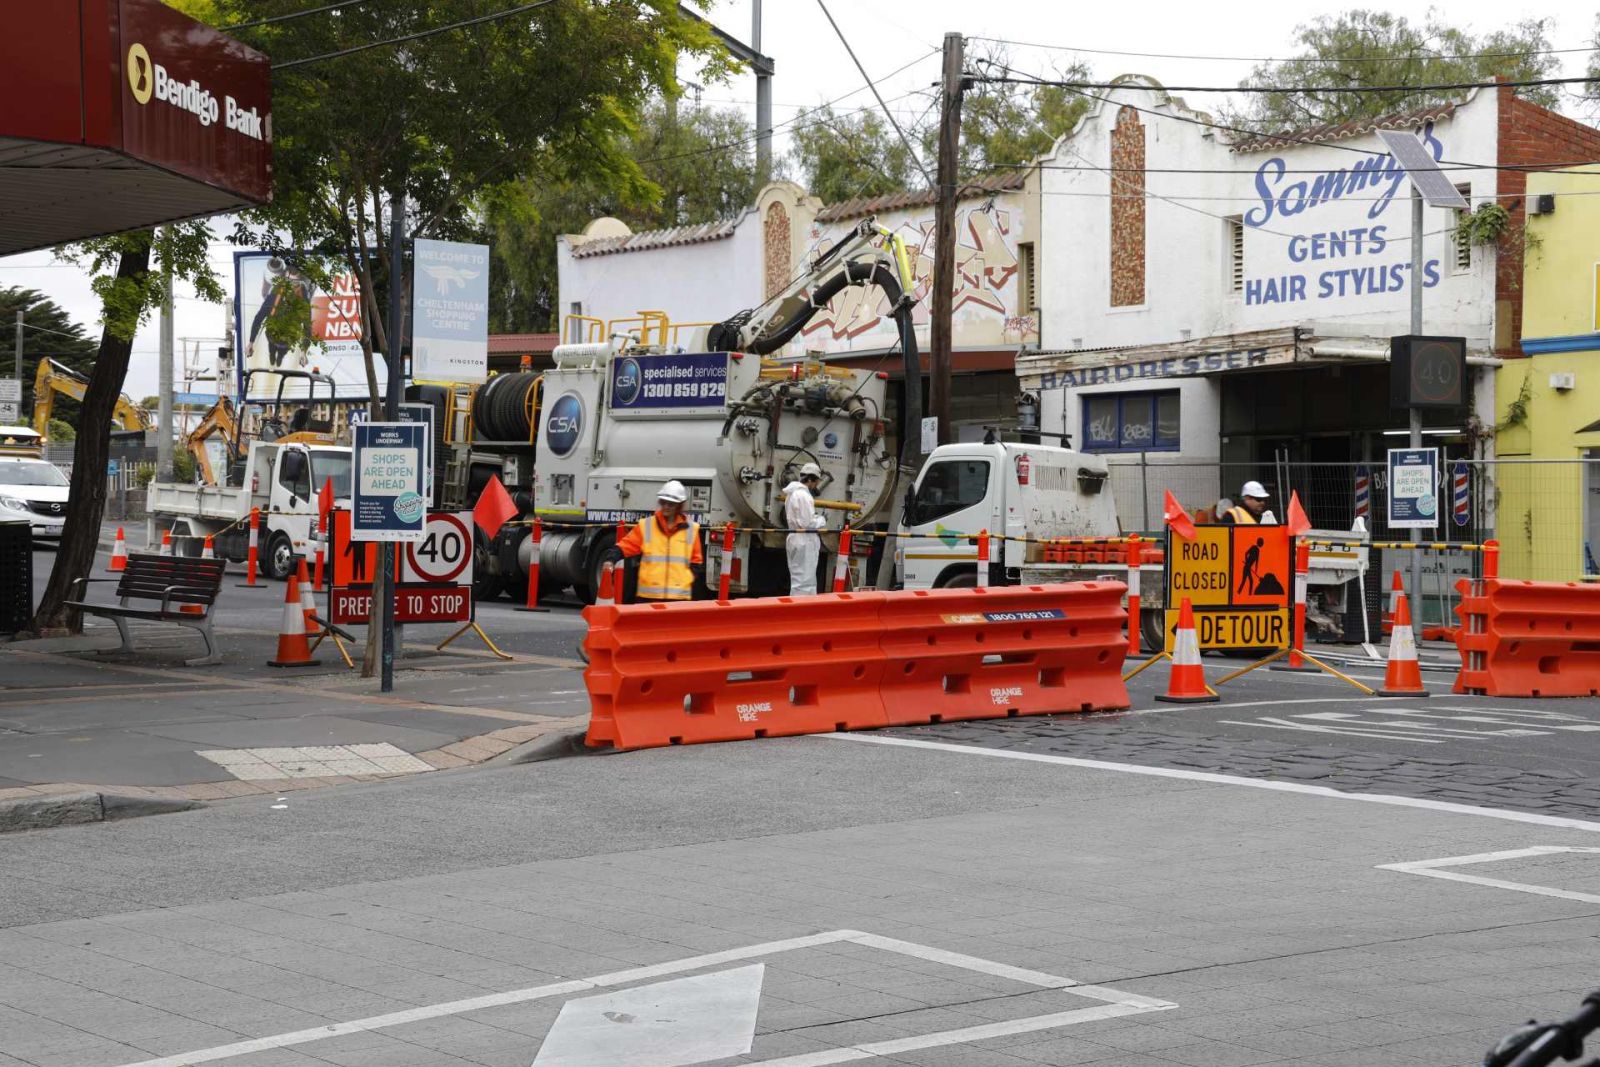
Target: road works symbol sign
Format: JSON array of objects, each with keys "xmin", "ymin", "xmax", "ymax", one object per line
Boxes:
[{"xmin": 1165, "ymin": 525, "xmax": 1291, "ymax": 651}]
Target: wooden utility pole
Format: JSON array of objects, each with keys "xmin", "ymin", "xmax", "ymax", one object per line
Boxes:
[{"xmin": 929, "ymin": 31, "xmax": 965, "ymax": 447}]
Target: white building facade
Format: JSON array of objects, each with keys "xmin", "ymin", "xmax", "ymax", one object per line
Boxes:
[
  {"xmin": 1021, "ymin": 78, "xmax": 1507, "ymax": 530},
  {"xmin": 557, "ymin": 176, "xmax": 1041, "ymax": 442}
]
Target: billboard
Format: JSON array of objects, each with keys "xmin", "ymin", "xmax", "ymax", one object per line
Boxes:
[
  {"xmin": 412, "ymin": 238, "xmax": 489, "ymax": 383},
  {"xmin": 235, "ymin": 252, "xmax": 383, "ymax": 401}
]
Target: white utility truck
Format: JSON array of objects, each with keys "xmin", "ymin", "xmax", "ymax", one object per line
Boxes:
[
  {"xmin": 148, "ymin": 440, "xmax": 351, "ymax": 579},
  {"xmin": 897, "ymin": 441, "xmax": 1369, "ymax": 648}
]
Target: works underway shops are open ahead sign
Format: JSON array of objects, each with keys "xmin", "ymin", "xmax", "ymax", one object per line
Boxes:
[{"xmin": 1164, "ymin": 525, "xmax": 1291, "ymax": 651}]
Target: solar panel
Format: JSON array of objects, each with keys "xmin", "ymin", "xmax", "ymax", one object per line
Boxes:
[{"xmin": 1377, "ymin": 130, "xmax": 1470, "ymax": 210}]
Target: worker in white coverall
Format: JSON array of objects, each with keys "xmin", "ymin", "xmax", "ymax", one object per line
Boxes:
[{"xmin": 783, "ymin": 463, "xmax": 827, "ymax": 595}]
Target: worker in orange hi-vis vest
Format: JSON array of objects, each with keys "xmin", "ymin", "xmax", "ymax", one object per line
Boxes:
[{"xmin": 606, "ymin": 481, "xmax": 703, "ymax": 602}]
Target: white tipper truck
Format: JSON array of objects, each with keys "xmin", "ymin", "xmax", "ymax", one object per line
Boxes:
[
  {"xmin": 147, "ymin": 440, "xmax": 351, "ymax": 579},
  {"xmin": 897, "ymin": 441, "xmax": 1370, "ymax": 650},
  {"xmin": 490, "ymin": 218, "xmax": 923, "ymax": 602}
]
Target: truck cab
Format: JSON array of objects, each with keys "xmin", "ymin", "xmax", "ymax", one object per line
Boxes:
[{"xmin": 899, "ymin": 443, "xmax": 1118, "ymax": 589}]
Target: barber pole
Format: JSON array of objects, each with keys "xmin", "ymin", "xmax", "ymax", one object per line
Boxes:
[
  {"xmin": 1353, "ymin": 465, "xmax": 1371, "ymax": 521},
  {"xmin": 1124, "ymin": 535, "xmax": 1142, "ymax": 658},
  {"xmin": 976, "ymin": 529, "xmax": 990, "ymax": 587},
  {"xmin": 1452, "ymin": 460, "xmax": 1470, "ymax": 528},
  {"xmin": 717, "ymin": 521, "xmax": 736, "ymax": 603},
  {"xmin": 832, "ymin": 525, "xmax": 853, "ymax": 593}
]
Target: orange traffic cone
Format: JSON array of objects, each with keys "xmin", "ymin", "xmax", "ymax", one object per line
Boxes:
[
  {"xmin": 159, "ymin": 528, "xmax": 173, "ymax": 556},
  {"xmin": 1378, "ymin": 591, "xmax": 1428, "ymax": 697},
  {"xmin": 201, "ymin": 535, "xmax": 215, "ymax": 560},
  {"xmin": 1155, "ymin": 598, "xmax": 1219, "ymax": 704},
  {"xmin": 1383, "ymin": 569, "xmax": 1403, "ymax": 634},
  {"xmin": 268, "ymin": 572, "xmax": 321, "ymax": 668},
  {"xmin": 296, "ymin": 559, "xmax": 321, "ymax": 635},
  {"xmin": 108, "ymin": 527, "xmax": 128, "ymax": 572},
  {"xmin": 594, "ymin": 561, "xmax": 616, "ymax": 606}
]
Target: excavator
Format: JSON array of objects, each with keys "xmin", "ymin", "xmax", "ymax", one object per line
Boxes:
[
  {"xmin": 31, "ymin": 359, "xmax": 150, "ymax": 438},
  {"xmin": 187, "ymin": 368, "xmax": 337, "ymax": 485}
]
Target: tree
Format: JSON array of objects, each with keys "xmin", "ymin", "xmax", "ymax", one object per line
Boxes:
[
  {"xmin": 210, "ymin": 0, "xmax": 733, "ymax": 673},
  {"xmin": 1231, "ymin": 11, "xmax": 1560, "ymax": 130},
  {"xmin": 485, "ymin": 101, "xmax": 758, "ymax": 332},
  {"xmin": 785, "ymin": 103, "xmax": 926, "ymax": 205},
  {"xmin": 29, "ymin": 226, "xmax": 222, "ymax": 634},
  {"xmin": 958, "ymin": 46, "xmax": 1091, "ymax": 176},
  {"xmin": 0, "ymin": 288, "xmax": 98, "ymax": 428}
]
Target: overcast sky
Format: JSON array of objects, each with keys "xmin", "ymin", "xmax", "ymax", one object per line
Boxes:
[{"xmin": 2, "ymin": 0, "xmax": 1592, "ymax": 400}]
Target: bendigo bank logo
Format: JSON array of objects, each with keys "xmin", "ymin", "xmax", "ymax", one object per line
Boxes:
[
  {"xmin": 125, "ymin": 41, "xmax": 265, "ymax": 141},
  {"xmin": 127, "ymin": 43, "xmax": 154, "ymax": 104},
  {"xmin": 545, "ymin": 392, "xmax": 584, "ymax": 457}
]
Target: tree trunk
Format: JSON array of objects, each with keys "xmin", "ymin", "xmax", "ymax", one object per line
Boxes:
[{"xmin": 28, "ymin": 244, "xmax": 151, "ymax": 633}]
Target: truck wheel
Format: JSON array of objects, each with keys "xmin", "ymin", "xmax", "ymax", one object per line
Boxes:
[
  {"xmin": 264, "ymin": 532, "xmax": 295, "ymax": 581},
  {"xmin": 1140, "ymin": 609, "xmax": 1166, "ymax": 653},
  {"xmin": 935, "ymin": 567, "xmax": 977, "ymax": 589}
]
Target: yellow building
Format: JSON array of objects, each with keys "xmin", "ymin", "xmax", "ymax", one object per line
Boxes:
[{"xmin": 1498, "ymin": 166, "xmax": 1600, "ymax": 580}]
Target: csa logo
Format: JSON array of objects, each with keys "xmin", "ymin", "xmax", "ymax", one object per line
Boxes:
[
  {"xmin": 613, "ymin": 357, "xmax": 642, "ymax": 405},
  {"xmin": 128, "ymin": 43, "xmax": 154, "ymax": 104},
  {"xmin": 545, "ymin": 391, "xmax": 584, "ymax": 457}
]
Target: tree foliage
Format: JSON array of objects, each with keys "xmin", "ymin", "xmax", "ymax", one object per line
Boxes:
[
  {"xmin": 785, "ymin": 103, "xmax": 925, "ymax": 205},
  {"xmin": 0, "ymin": 288, "xmax": 98, "ymax": 427},
  {"xmin": 485, "ymin": 101, "xmax": 758, "ymax": 332},
  {"xmin": 212, "ymin": 0, "xmax": 733, "ymax": 390},
  {"xmin": 958, "ymin": 47, "xmax": 1091, "ymax": 176},
  {"xmin": 1231, "ymin": 10, "xmax": 1560, "ymax": 129},
  {"xmin": 30, "ymin": 226, "xmax": 223, "ymax": 634}
]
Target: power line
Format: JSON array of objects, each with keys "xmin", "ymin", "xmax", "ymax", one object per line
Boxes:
[
  {"xmin": 273, "ymin": 0, "xmax": 559, "ymax": 71},
  {"xmin": 813, "ymin": 0, "xmax": 933, "ymax": 186},
  {"xmin": 981, "ymin": 71, "xmax": 1600, "ymax": 95},
  {"xmin": 967, "ymin": 34, "xmax": 1599, "ymax": 66},
  {"xmin": 225, "ymin": 0, "xmax": 370, "ymax": 32},
  {"xmin": 632, "ymin": 50, "xmax": 940, "ymax": 167}
]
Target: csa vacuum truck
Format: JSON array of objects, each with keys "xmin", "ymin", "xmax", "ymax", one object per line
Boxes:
[{"xmin": 489, "ymin": 218, "xmax": 921, "ymax": 602}]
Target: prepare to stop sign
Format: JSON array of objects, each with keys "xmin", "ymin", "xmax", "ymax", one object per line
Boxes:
[{"xmin": 327, "ymin": 509, "xmax": 476, "ymax": 625}]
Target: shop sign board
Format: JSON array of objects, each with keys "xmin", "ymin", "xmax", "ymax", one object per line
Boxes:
[{"xmin": 1387, "ymin": 448, "xmax": 1440, "ymax": 529}]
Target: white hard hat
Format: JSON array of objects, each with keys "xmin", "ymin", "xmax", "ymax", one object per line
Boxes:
[
  {"xmin": 1240, "ymin": 480, "xmax": 1269, "ymax": 499},
  {"xmin": 657, "ymin": 480, "xmax": 689, "ymax": 504},
  {"xmin": 799, "ymin": 462, "xmax": 823, "ymax": 480}
]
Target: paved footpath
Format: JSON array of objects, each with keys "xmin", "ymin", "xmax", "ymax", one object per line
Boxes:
[{"xmin": 1, "ymin": 730, "xmax": 1597, "ymax": 1066}]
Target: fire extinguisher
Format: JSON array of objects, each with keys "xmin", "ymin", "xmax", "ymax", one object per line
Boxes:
[{"xmin": 1015, "ymin": 451, "xmax": 1031, "ymax": 486}]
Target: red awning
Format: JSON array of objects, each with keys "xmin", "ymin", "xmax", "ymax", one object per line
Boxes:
[{"xmin": 0, "ymin": 0, "xmax": 272, "ymax": 255}]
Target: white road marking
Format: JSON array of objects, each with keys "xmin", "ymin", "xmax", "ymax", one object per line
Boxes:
[
  {"xmin": 115, "ymin": 929, "xmax": 1173, "ymax": 1067},
  {"xmin": 825, "ymin": 734, "xmax": 1600, "ymax": 834},
  {"xmin": 1215, "ymin": 703, "xmax": 1600, "ymax": 743},
  {"xmin": 1379, "ymin": 846, "xmax": 1600, "ymax": 905},
  {"xmin": 532, "ymin": 964, "xmax": 764, "ymax": 1067}
]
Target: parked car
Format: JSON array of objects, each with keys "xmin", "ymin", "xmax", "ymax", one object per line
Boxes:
[{"xmin": 0, "ymin": 451, "xmax": 69, "ymax": 541}]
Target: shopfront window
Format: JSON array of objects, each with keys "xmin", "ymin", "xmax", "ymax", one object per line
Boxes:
[{"xmin": 1082, "ymin": 391, "xmax": 1181, "ymax": 452}]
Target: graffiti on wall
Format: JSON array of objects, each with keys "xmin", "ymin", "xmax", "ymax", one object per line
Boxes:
[{"xmin": 798, "ymin": 204, "xmax": 1038, "ymax": 350}]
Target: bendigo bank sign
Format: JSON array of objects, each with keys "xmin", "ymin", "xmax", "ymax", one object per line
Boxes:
[{"xmin": 119, "ymin": 0, "xmax": 273, "ymax": 202}]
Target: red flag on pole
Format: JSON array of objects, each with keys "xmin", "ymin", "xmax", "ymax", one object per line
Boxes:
[
  {"xmin": 473, "ymin": 477, "xmax": 519, "ymax": 539},
  {"xmin": 1286, "ymin": 490, "xmax": 1312, "ymax": 537},
  {"xmin": 317, "ymin": 477, "xmax": 335, "ymax": 526},
  {"xmin": 1163, "ymin": 490, "xmax": 1197, "ymax": 540}
]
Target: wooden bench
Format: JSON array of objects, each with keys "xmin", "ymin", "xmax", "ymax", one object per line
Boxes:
[{"xmin": 65, "ymin": 553, "xmax": 228, "ymax": 666}]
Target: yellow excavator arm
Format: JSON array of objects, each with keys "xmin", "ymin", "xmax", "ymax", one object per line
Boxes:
[
  {"xmin": 31, "ymin": 359, "xmax": 150, "ymax": 436},
  {"xmin": 186, "ymin": 396, "xmax": 241, "ymax": 485}
]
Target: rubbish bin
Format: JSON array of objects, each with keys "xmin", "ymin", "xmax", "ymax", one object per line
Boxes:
[{"xmin": 0, "ymin": 520, "xmax": 32, "ymax": 634}]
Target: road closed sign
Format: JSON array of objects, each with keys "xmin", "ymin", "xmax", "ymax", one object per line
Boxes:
[{"xmin": 1165, "ymin": 525, "xmax": 1291, "ymax": 651}]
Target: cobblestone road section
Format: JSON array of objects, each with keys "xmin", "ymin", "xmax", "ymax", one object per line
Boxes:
[{"xmin": 887, "ymin": 715, "xmax": 1600, "ymax": 821}]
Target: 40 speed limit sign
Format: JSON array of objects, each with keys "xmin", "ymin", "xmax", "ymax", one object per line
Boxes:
[{"xmin": 402, "ymin": 512, "xmax": 473, "ymax": 584}]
